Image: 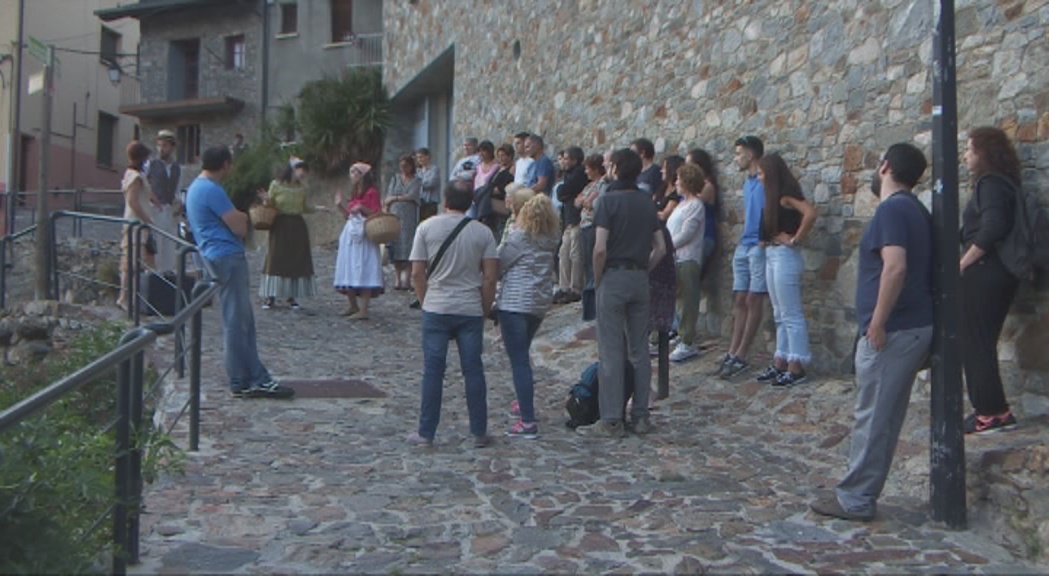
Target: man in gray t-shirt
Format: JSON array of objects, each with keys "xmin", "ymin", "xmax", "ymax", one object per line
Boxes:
[
  {"xmin": 408, "ymin": 184, "xmax": 498, "ymax": 448},
  {"xmin": 578, "ymin": 149, "xmax": 665, "ymax": 440}
]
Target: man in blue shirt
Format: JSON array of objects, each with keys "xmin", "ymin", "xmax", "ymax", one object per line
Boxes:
[
  {"xmin": 811, "ymin": 143, "xmax": 932, "ymax": 521},
  {"xmin": 524, "ymin": 135, "xmax": 555, "ymax": 196},
  {"xmin": 719, "ymin": 135, "xmax": 768, "ymax": 378},
  {"xmin": 185, "ymin": 146, "xmax": 294, "ymax": 399}
]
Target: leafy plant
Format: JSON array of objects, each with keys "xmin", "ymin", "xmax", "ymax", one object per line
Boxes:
[
  {"xmin": 0, "ymin": 323, "xmax": 182, "ymax": 573},
  {"xmin": 296, "ymin": 68, "xmax": 391, "ymax": 177},
  {"xmin": 224, "ymin": 124, "xmax": 284, "ymax": 212}
]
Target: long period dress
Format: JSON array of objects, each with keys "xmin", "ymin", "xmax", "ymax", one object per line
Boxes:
[
  {"xmin": 385, "ymin": 175, "xmax": 421, "ymax": 262},
  {"xmin": 259, "ymin": 179, "xmax": 317, "ymax": 299},
  {"xmin": 333, "ymin": 187, "xmax": 384, "ymax": 296}
]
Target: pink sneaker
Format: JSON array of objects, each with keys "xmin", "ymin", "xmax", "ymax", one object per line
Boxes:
[
  {"xmin": 510, "ymin": 400, "xmax": 520, "ymax": 417},
  {"xmin": 506, "ymin": 420, "xmax": 538, "ymax": 439}
]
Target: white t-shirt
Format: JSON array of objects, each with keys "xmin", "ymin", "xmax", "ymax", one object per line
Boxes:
[
  {"xmin": 666, "ymin": 197, "xmax": 706, "ymax": 265},
  {"xmin": 410, "ymin": 213, "xmax": 498, "ymax": 316},
  {"xmin": 514, "ymin": 157, "xmax": 534, "ymax": 185}
]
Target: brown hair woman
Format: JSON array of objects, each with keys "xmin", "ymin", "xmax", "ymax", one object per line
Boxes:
[
  {"xmin": 959, "ymin": 126, "xmax": 1023, "ymax": 434},
  {"xmin": 116, "ymin": 141, "xmax": 156, "ymax": 311}
]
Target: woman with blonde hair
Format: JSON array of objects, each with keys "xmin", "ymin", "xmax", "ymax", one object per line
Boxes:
[
  {"xmin": 500, "ymin": 185, "xmax": 536, "ymax": 243},
  {"xmin": 116, "ymin": 140, "xmax": 156, "ymax": 311},
  {"xmin": 497, "ymin": 193, "xmax": 559, "ymax": 438}
]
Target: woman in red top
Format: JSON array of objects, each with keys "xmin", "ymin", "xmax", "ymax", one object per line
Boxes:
[{"xmin": 333, "ymin": 162, "xmax": 384, "ymax": 319}]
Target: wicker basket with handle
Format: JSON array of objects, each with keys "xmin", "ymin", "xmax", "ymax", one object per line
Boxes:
[
  {"xmin": 250, "ymin": 204, "xmax": 278, "ymax": 230},
  {"xmin": 365, "ymin": 212, "xmax": 401, "ymax": 244}
]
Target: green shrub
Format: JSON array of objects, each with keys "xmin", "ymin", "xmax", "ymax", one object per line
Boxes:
[
  {"xmin": 0, "ymin": 323, "xmax": 181, "ymax": 574},
  {"xmin": 297, "ymin": 68, "xmax": 391, "ymax": 177},
  {"xmin": 224, "ymin": 125, "xmax": 284, "ymax": 213}
]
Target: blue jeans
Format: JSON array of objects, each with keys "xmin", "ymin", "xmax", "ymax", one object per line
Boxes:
[
  {"xmin": 498, "ymin": 311, "xmax": 543, "ymax": 423},
  {"xmin": 418, "ymin": 312, "xmax": 488, "ymax": 440},
  {"xmin": 209, "ymin": 253, "xmax": 272, "ymax": 392},
  {"xmin": 732, "ymin": 244, "xmax": 767, "ymax": 293},
  {"xmin": 765, "ymin": 245, "xmax": 811, "ymax": 365}
]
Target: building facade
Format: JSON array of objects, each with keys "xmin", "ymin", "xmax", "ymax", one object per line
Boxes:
[
  {"xmin": 384, "ymin": 0, "xmax": 1049, "ymax": 409},
  {"xmin": 1, "ymin": 0, "xmax": 141, "ymax": 201},
  {"xmin": 266, "ymin": 0, "xmax": 384, "ymax": 118},
  {"xmin": 97, "ymin": 0, "xmax": 262, "ymax": 189}
]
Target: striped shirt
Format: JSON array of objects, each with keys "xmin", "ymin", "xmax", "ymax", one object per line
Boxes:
[{"xmin": 496, "ymin": 228, "xmax": 559, "ymax": 316}]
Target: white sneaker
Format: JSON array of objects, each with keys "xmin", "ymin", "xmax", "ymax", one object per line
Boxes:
[{"xmin": 669, "ymin": 343, "xmax": 699, "ymax": 363}]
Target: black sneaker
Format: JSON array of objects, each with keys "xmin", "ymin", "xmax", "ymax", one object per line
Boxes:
[
  {"xmin": 756, "ymin": 365, "xmax": 783, "ymax": 382},
  {"xmin": 230, "ymin": 387, "xmax": 251, "ymax": 399},
  {"xmin": 721, "ymin": 356, "xmax": 750, "ymax": 379},
  {"xmin": 246, "ymin": 380, "xmax": 296, "ymax": 399},
  {"xmin": 773, "ymin": 371, "xmax": 806, "ymax": 387},
  {"xmin": 713, "ymin": 353, "xmax": 733, "ymax": 376}
]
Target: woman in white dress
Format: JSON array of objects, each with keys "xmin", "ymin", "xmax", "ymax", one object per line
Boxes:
[
  {"xmin": 117, "ymin": 141, "xmax": 156, "ymax": 311},
  {"xmin": 333, "ymin": 162, "xmax": 384, "ymax": 320}
]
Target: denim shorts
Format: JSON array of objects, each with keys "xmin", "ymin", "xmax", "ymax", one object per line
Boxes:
[{"xmin": 732, "ymin": 244, "xmax": 768, "ymax": 293}]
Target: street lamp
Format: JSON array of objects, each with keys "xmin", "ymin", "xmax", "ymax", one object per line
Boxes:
[{"xmin": 107, "ymin": 61, "xmax": 121, "ymax": 85}]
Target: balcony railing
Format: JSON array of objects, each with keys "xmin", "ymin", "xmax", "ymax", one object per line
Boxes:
[
  {"xmin": 334, "ymin": 32, "xmax": 384, "ymax": 68},
  {"xmin": 120, "ymin": 76, "xmax": 141, "ymax": 110}
]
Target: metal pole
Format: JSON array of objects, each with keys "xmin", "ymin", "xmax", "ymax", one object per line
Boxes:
[
  {"xmin": 33, "ymin": 45, "xmax": 53, "ymax": 300},
  {"xmin": 7, "ymin": 0, "xmax": 26, "ymax": 238},
  {"xmin": 49, "ymin": 212, "xmax": 59, "ymax": 300},
  {"xmin": 125, "ymin": 224, "xmax": 134, "ymax": 321},
  {"xmin": 0, "ymin": 237, "xmax": 7, "ymax": 309},
  {"xmin": 657, "ymin": 330, "xmax": 669, "ymax": 399},
  {"xmin": 128, "ymin": 349, "xmax": 144, "ymax": 565},
  {"xmin": 189, "ymin": 285, "xmax": 205, "ymax": 452},
  {"xmin": 175, "ymin": 249, "xmax": 187, "ymax": 378},
  {"xmin": 113, "ymin": 353, "xmax": 131, "ymax": 575},
  {"xmin": 930, "ymin": 0, "xmax": 966, "ymax": 530}
]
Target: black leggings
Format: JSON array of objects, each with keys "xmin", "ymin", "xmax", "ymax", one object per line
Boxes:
[{"xmin": 959, "ymin": 254, "xmax": 1018, "ymax": 415}]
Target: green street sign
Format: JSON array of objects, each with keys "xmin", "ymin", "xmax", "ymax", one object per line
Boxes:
[
  {"xmin": 26, "ymin": 35, "xmax": 60, "ymax": 76},
  {"xmin": 27, "ymin": 36, "xmax": 49, "ymax": 64}
]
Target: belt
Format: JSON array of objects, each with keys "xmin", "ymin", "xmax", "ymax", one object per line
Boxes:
[{"xmin": 605, "ymin": 261, "xmax": 644, "ymax": 271}]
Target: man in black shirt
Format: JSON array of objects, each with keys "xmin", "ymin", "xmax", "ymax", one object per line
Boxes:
[
  {"xmin": 811, "ymin": 143, "xmax": 932, "ymax": 521},
  {"xmin": 577, "ymin": 148, "xmax": 665, "ymax": 439},
  {"xmin": 632, "ymin": 137, "xmax": 663, "ymax": 196},
  {"xmin": 555, "ymin": 146, "xmax": 589, "ymax": 303}
]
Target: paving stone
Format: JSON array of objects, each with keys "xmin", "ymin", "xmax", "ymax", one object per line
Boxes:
[{"xmin": 122, "ymin": 247, "xmax": 1047, "ymax": 574}]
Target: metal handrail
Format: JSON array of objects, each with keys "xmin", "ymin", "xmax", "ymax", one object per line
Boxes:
[
  {"xmin": 0, "ymin": 224, "xmax": 39, "ymax": 309},
  {"xmin": 0, "ymin": 279, "xmax": 220, "ymax": 575}
]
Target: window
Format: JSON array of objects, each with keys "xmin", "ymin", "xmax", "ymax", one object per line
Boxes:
[
  {"xmin": 169, "ymin": 39, "xmax": 200, "ymax": 100},
  {"xmin": 225, "ymin": 35, "xmax": 245, "ymax": 70},
  {"xmin": 331, "ymin": 0, "xmax": 354, "ymax": 43},
  {"xmin": 177, "ymin": 125, "xmax": 201, "ymax": 164},
  {"xmin": 280, "ymin": 3, "xmax": 298, "ymax": 35},
  {"xmin": 96, "ymin": 112, "xmax": 118, "ymax": 167},
  {"xmin": 100, "ymin": 26, "xmax": 121, "ymax": 66}
]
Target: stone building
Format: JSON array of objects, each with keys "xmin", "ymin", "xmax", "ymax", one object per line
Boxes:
[
  {"xmin": 96, "ymin": 0, "xmax": 263, "ymax": 186},
  {"xmin": 383, "ymin": 1, "xmax": 1049, "ymax": 412}
]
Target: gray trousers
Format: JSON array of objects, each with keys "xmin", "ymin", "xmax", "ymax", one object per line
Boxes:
[
  {"xmin": 596, "ymin": 268, "xmax": 651, "ymax": 422},
  {"xmin": 836, "ymin": 325, "xmax": 933, "ymax": 514}
]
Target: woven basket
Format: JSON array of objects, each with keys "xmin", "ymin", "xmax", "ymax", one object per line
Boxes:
[
  {"xmin": 365, "ymin": 212, "xmax": 401, "ymax": 244},
  {"xmin": 250, "ymin": 204, "xmax": 278, "ymax": 230}
]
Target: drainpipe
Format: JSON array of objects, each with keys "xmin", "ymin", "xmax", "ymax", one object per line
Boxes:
[{"xmin": 260, "ymin": 0, "xmax": 270, "ymax": 125}]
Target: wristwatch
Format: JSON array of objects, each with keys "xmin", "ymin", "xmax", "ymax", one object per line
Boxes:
[{"xmin": 790, "ymin": 237, "xmax": 798, "ymax": 246}]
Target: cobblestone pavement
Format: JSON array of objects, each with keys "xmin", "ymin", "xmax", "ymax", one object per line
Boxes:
[{"xmin": 132, "ymin": 246, "xmax": 1041, "ymax": 574}]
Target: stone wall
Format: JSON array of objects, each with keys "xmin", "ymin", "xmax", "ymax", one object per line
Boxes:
[{"xmin": 383, "ymin": 0, "xmax": 1049, "ymax": 411}]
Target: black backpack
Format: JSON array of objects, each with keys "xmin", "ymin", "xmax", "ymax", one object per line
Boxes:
[
  {"xmin": 564, "ymin": 360, "xmax": 635, "ymax": 429},
  {"xmin": 977, "ymin": 174, "xmax": 1049, "ymax": 282}
]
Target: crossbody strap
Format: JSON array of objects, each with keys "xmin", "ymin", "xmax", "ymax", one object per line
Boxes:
[{"xmin": 427, "ymin": 217, "xmax": 472, "ymax": 279}]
